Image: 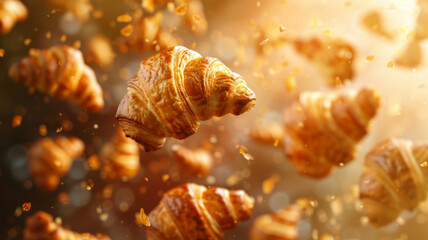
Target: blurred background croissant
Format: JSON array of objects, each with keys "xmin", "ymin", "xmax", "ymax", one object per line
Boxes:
[{"xmin": 2, "ymin": 0, "xmax": 428, "ymax": 239}]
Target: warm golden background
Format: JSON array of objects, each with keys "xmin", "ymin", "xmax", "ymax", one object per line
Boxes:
[{"xmin": 1, "ymin": 0, "xmax": 428, "ymax": 239}]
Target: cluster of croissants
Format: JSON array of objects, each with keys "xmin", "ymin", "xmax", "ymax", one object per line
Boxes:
[{"xmin": 3, "ymin": 0, "xmax": 428, "ymax": 239}]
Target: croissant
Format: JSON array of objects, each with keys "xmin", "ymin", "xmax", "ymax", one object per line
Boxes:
[
  {"xmin": 395, "ymin": 0, "xmax": 428, "ymax": 68},
  {"xmin": 43, "ymin": 0, "xmax": 92, "ymax": 22},
  {"xmin": 146, "ymin": 183, "xmax": 254, "ymax": 240},
  {"xmin": 250, "ymin": 123, "xmax": 284, "ymax": 147},
  {"xmin": 142, "ymin": 0, "xmax": 207, "ymax": 35},
  {"xmin": 359, "ymin": 138, "xmax": 428, "ymax": 227},
  {"xmin": 0, "ymin": 0, "xmax": 27, "ymax": 34},
  {"xmin": 283, "ymin": 88, "xmax": 380, "ymax": 178},
  {"xmin": 293, "ymin": 37, "xmax": 355, "ymax": 87},
  {"xmin": 24, "ymin": 211, "xmax": 110, "ymax": 240},
  {"xmin": 9, "ymin": 45, "xmax": 104, "ymax": 112},
  {"xmin": 28, "ymin": 136, "xmax": 84, "ymax": 191},
  {"xmin": 116, "ymin": 46, "xmax": 256, "ymax": 151},
  {"xmin": 100, "ymin": 127, "xmax": 140, "ymax": 180},
  {"xmin": 85, "ymin": 34, "xmax": 115, "ymax": 68},
  {"xmin": 250, "ymin": 205, "xmax": 302, "ymax": 240},
  {"xmin": 172, "ymin": 145, "xmax": 213, "ymax": 177},
  {"xmin": 117, "ymin": 12, "xmax": 179, "ymax": 53}
]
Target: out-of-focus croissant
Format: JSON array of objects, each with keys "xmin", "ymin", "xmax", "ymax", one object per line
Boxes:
[
  {"xmin": 251, "ymin": 123, "xmax": 284, "ymax": 147},
  {"xmin": 172, "ymin": 145, "xmax": 213, "ymax": 177},
  {"xmin": 85, "ymin": 34, "xmax": 115, "ymax": 68},
  {"xmin": 142, "ymin": 0, "xmax": 207, "ymax": 35},
  {"xmin": 147, "ymin": 183, "xmax": 254, "ymax": 240},
  {"xmin": 43, "ymin": 0, "xmax": 92, "ymax": 22},
  {"xmin": 117, "ymin": 12, "xmax": 179, "ymax": 53},
  {"xmin": 116, "ymin": 46, "xmax": 256, "ymax": 151},
  {"xmin": 100, "ymin": 128, "xmax": 140, "ymax": 180},
  {"xmin": 360, "ymin": 138, "xmax": 428, "ymax": 227},
  {"xmin": 24, "ymin": 211, "xmax": 110, "ymax": 240},
  {"xmin": 283, "ymin": 88, "xmax": 380, "ymax": 178},
  {"xmin": 293, "ymin": 37, "xmax": 355, "ymax": 87},
  {"xmin": 0, "ymin": 0, "xmax": 27, "ymax": 34},
  {"xmin": 28, "ymin": 136, "xmax": 84, "ymax": 191},
  {"xmin": 9, "ymin": 45, "xmax": 104, "ymax": 112},
  {"xmin": 250, "ymin": 205, "xmax": 302, "ymax": 240}
]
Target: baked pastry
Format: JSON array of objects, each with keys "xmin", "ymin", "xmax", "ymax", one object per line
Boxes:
[
  {"xmin": 250, "ymin": 123, "xmax": 284, "ymax": 147},
  {"xmin": 28, "ymin": 136, "xmax": 84, "ymax": 191},
  {"xmin": 172, "ymin": 145, "xmax": 213, "ymax": 177},
  {"xmin": 9, "ymin": 45, "xmax": 104, "ymax": 112},
  {"xmin": 117, "ymin": 12, "xmax": 179, "ymax": 53},
  {"xmin": 100, "ymin": 127, "xmax": 140, "ymax": 180},
  {"xmin": 360, "ymin": 138, "xmax": 428, "ymax": 226},
  {"xmin": 116, "ymin": 46, "xmax": 256, "ymax": 151},
  {"xmin": 146, "ymin": 183, "xmax": 254, "ymax": 240},
  {"xmin": 0, "ymin": 0, "xmax": 27, "ymax": 34},
  {"xmin": 85, "ymin": 34, "xmax": 115, "ymax": 67},
  {"xmin": 250, "ymin": 205, "xmax": 302, "ymax": 240},
  {"xmin": 43, "ymin": 0, "xmax": 92, "ymax": 22},
  {"xmin": 24, "ymin": 211, "xmax": 110, "ymax": 240},
  {"xmin": 293, "ymin": 37, "xmax": 355, "ymax": 87},
  {"xmin": 283, "ymin": 88, "xmax": 380, "ymax": 178}
]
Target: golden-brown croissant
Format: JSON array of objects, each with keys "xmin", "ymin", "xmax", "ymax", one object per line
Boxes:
[
  {"xmin": 142, "ymin": 0, "xmax": 207, "ymax": 35},
  {"xmin": 85, "ymin": 34, "xmax": 115, "ymax": 68},
  {"xmin": 28, "ymin": 136, "xmax": 84, "ymax": 191},
  {"xmin": 100, "ymin": 127, "xmax": 140, "ymax": 180},
  {"xmin": 0, "ymin": 0, "xmax": 27, "ymax": 34},
  {"xmin": 293, "ymin": 37, "xmax": 355, "ymax": 87},
  {"xmin": 283, "ymin": 88, "xmax": 380, "ymax": 178},
  {"xmin": 9, "ymin": 45, "xmax": 104, "ymax": 112},
  {"xmin": 117, "ymin": 12, "xmax": 179, "ymax": 53},
  {"xmin": 24, "ymin": 211, "xmax": 110, "ymax": 240},
  {"xmin": 251, "ymin": 123, "xmax": 284, "ymax": 147},
  {"xmin": 250, "ymin": 205, "xmax": 302, "ymax": 240},
  {"xmin": 359, "ymin": 138, "xmax": 428, "ymax": 227},
  {"xmin": 146, "ymin": 183, "xmax": 254, "ymax": 240},
  {"xmin": 172, "ymin": 145, "xmax": 213, "ymax": 177},
  {"xmin": 116, "ymin": 46, "xmax": 256, "ymax": 151},
  {"xmin": 395, "ymin": 0, "xmax": 428, "ymax": 68},
  {"xmin": 43, "ymin": 0, "xmax": 92, "ymax": 22}
]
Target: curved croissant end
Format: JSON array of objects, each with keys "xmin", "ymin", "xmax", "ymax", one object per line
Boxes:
[
  {"xmin": 29, "ymin": 136, "xmax": 84, "ymax": 191},
  {"xmin": 0, "ymin": 0, "xmax": 28, "ymax": 34},
  {"xmin": 24, "ymin": 211, "xmax": 110, "ymax": 240},
  {"xmin": 146, "ymin": 183, "xmax": 254, "ymax": 240},
  {"xmin": 293, "ymin": 37, "xmax": 356, "ymax": 87},
  {"xmin": 283, "ymin": 87, "xmax": 380, "ymax": 178},
  {"xmin": 116, "ymin": 46, "xmax": 256, "ymax": 151},
  {"xmin": 250, "ymin": 205, "xmax": 302, "ymax": 240},
  {"xmin": 9, "ymin": 45, "xmax": 104, "ymax": 112},
  {"xmin": 250, "ymin": 123, "xmax": 285, "ymax": 147},
  {"xmin": 100, "ymin": 127, "xmax": 140, "ymax": 180},
  {"xmin": 172, "ymin": 145, "xmax": 213, "ymax": 177},
  {"xmin": 360, "ymin": 138, "xmax": 428, "ymax": 227}
]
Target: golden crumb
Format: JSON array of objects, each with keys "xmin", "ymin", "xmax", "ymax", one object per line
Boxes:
[
  {"xmin": 226, "ymin": 173, "xmax": 240, "ymax": 186},
  {"xmin": 24, "ymin": 38, "xmax": 31, "ymax": 46},
  {"xmin": 167, "ymin": 2, "xmax": 175, "ymax": 12},
  {"xmin": 366, "ymin": 55, "xmax": 374, "ymax": 61},
  {"xmin": 72, "ymin": 40, "xmax": 81, "ymax": 49},
  {"xmin": 0, "ymin": 49, "xmax": 4, "ymax": 57},
  {"xmin": 39, "ymin": 124, "xmax": 47, "ymax": 136},
  {"xmin": 239, "ymin": 146, "xmax": 254, "ymax": 161},
  {"xmin": 56, "ymin": 127, "xmax": 63, "ymax": 133},
  {"xmin": 22, "ymin": 202, "xmax": 31, "ymax": 212},
  {"xmin": 174, "ymin": 2, "xmax": 187, "ymax": 16},
  {"xmin": 117, "ymin": 14, "xmax": 132, "ymax": 23},
  {"xmin": 12, "ymin": 115, "xmax": 23, "ymax": 128},
  {"xmin": 387, "ymin": 61, "xmax": 394, "ymax": 68},
  {"xmin": 140, "ymin": 208, "xmax": 150, "ymax": 226},
  {"xmin": 93, "ymin": 9, "xmax": 103, "ymax": 19},
  {"xmin": 46, "ymin": 32, "xmax": 51, "ymax": 39},
  {"xmin": 161, "ymin": 174, "xmax": 170, "ymax": 182},
  {"xmin": 278, "ymin": 24, "xmax": 286, "ymax": 32},
  {"xmin": 259, "ymin": 38, "xmax": 269, "ymax": 46},
  {"xmin": 120, "ymin": 24, "xmax": 134, "ymax": 37},
  {"xmin": 87, "ymin": 154, "xmax": 101, "ymax": 170},
  {"xmin": 285, "ymin": 74, "xmax": 297, "ymax": 93},
  {"xmin": 60, "ymin": 34, "xmax": 67, "ymax": 42},
  {"xmin": 421, "ymin": 161, "xmax": 428, "ymax": 167},
  {"xmin": 262, "ymin": 174, "xmax": 280, "ymax": 194}
]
